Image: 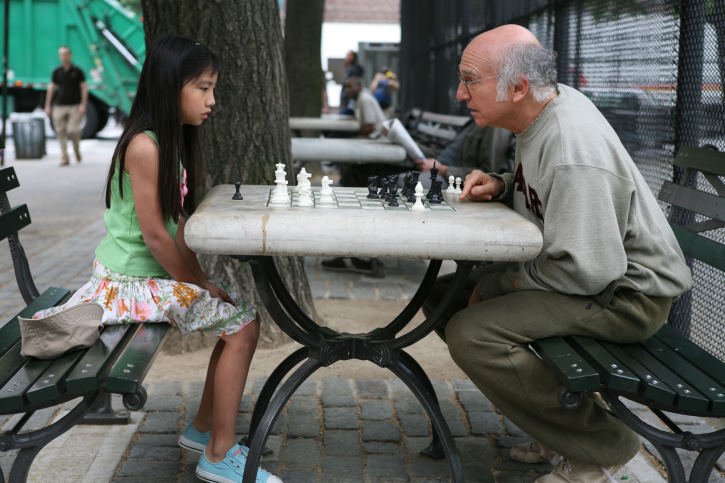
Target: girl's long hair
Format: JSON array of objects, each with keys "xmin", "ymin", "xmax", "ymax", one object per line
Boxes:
[{"xmin": 104, "ymin": 35, "xmax": 221, "ymax": 222}]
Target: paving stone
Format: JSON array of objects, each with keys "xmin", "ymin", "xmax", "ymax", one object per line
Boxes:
[
  {"xmin": 324, "ymin": 430, "xmax": 362, "ymax": 456},
  {"xmin": 468, "ymin": 411, "xmax": 503, "ymax": 435},
  {"xmin": 456, "ymin": 436, "xmax": 497, "ymax": 468},
  {"xmin": 149, "ymin": 381, "xmax": 184, "ymax": 397},
  {"xmin": 25, "ymin": 406, "xmax": 56, "ymax": 431},
  {"xmin": 321, "ymin": 456, "xmax": 364, "ymax": 482},
  {"xmin": 503, "ymin": 417, "xmax": 526, "ymax": 437},
  {"xmin": 355, "ymin": 379, "xmax": 389, "ymax": 399},
  {"xmin": 325, "ymin": 407, "xmax": 359, "ymax": 430},
  {"xmin": 393, "ymin": 394, "xmax": 425, "ymax": 415},
  {"xmin": 496, "ymin": 470, "xmax": 540, "ymax": 483},
  {"xmin": 363, "ymin": 442, "xmax": 401, "ymax": 454},
  {"xmin": 238, "ymin": 396, "xmax": 253, "ymax": 413},
  {"xmin": 362, "ymin": 420, "xmax": 401, "ymax": 442},
  {"xmin": 234, "ymin": 413, "xmax": 251, "ymax": 435},
  {"xmin": 495, "ymin": 435, "xmax": 531, "ymax": 448},
  {"xmin": 287, "ymin": 413, "xmax": 321, "ymax": 437},
  {"xmin": 143, "ymin": 393, "xmax": 184, "ymax": 412},
  {"xmin": 287, "ymin": 396, "xmax": 319, "ymax": 414},
  {"xmin": 132, "ymin": 433, "xmax": 181, "ymax": 447},
  {"xmin": 458, "ymin": 389, "xmax": 493, "ymax": 412},
  {"xmin": 284, "ymin": 438, "xmax": 321, "ymax": 467},
  {"xmin": 140, "ymin": 411, "xmax": 180, "ymax": 433},
  {"xmin": 461, "ymin": 464, "xmax": 496, "ymax": 482},
  {"xmin": 116, "ymin": 459, "xmax": 180, "ymax": 477},
  {"xmin": 431, "ymin": 379, "xmax": 454, "ymax": 399},
  {"xmin": 321, "ymin": 378, "xmax": 356, "ymax": 407},
  {"xmin": 406, "ymin": 459, "xmax": 450, "ymax": 478},
  {"xmin": 129, "ymin": 445, "xmax": 181, "ymax": 461},
  {"xmin": 296, "ymin": 379, "xmax": 320, "ymax": 396},
  {"xmin": 279, "ymin": 469, "xmax": 318, "ymax": 483},
  {"xmin": 451, "ymin": 378, "xmax": 476, "ymax": 391},
  {"xmin": 360, "ymin": 400, "xmax": 393, "ymax": 420},
  {"xmin": 399, "ymin": 412, "xmax": 430, "ymax": 436},
  {"xmin": 365, "ymin": 454, "xmax": 408, "ymax": 481},
  {"xmin": 270, "ymin": 412, "xmax": 287, "ymax": 435}
]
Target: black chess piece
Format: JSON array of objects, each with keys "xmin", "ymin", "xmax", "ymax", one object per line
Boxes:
[
  {"xmin": 407, "ymin": 171, "xmax": 421, "ymax": 203},
  {"xmin": 429, "ymin": 177, "xmax": 443, "ymax": 204},
  {"xmin": 387, "ymin": 175, "xmax": 399, "ymax": 206},
  {"xmin": 232, "ymin": 181, "xmax": 243, "ymax": 200},
  {"xmin": 367, "ymin": 176, "xmax": 379, "ymax": 199},
  {"xmin": 379, "ymin": 176, "xmax": 389, "ymax": 199},
  {"xmin": 401, "ymin": 172, "xmax": 413, "ymax": 198}
]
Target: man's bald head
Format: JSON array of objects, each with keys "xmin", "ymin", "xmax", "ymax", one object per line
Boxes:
[{"xmin": 464, "ymin": 25, "xmax": 540, "ymax": 69}]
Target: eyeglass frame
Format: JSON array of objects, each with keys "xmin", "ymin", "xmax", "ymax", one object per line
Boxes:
[{"xmin": 457, "ymin": 71, "xmax": 500, "ymax": 96}]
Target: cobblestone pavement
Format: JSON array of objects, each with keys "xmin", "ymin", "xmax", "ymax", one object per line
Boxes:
[{"xmin": 1, "ymin": 137, "xmax": 723, "ymax": 482}]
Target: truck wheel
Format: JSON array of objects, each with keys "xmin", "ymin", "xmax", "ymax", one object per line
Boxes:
[{"xmin": 80, "ymin": 101, "xmax": 99, "ymax": 139}]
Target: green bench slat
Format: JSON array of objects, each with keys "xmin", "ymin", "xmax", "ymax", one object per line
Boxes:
[
  {"xmin": 600, "ymin": 341, "xmax": 677, "ymax": 405},
  {"xmin": 0, "ymin": 343, "xmax": 25, "ymax": 407},
  {"xmin": 0, "ymin": 167, "xmax": 20, "ymax": 193},
  {"xmin": 64, "ymin": 324, "xmax": 138, "ymax": 394},
  {"xmin": 640, "ymin": 337, "xmax": 725, "ymax": 415},
  {"xmin": 674, "ymin": 146, "xmax": 725, "ymax": 176},
  {"xmin": 0, "ymin": 287, "xmax": 71, "ymax": 356},
  {"xmin": 105, "ymin": 323, "xmax": 170, "ymax": 394},
  {"xmin": 568, "ymin": 336, "xmax": 640, "ymax": 393},
  {"xmin": 531, "ymin": 337, "xmax": 600, "ymax": 392},
  {"xmin": 670, "ymin": 226, "xmax": 725, "ymax": 271},
  {"xmin": 0, "ymin": 205, "xmax": 31, "ymax": 243},
  {"xmin": 25, "ymin": 351, "xmax": 87, "ymax": 406},
  {"xmin": 0, "ymin": 358, "xmax": 53, "ymax": 412},
  {"xmin": 622, "ymin": 342, "xmax": 709, "ymax": 412},
  {"xmin": 658, "ymin": 181, "xmax": 725, "ymax": 223},
  {"xmin": 655, "ymin": 325, "xmax": 725, "ymax": 387}
]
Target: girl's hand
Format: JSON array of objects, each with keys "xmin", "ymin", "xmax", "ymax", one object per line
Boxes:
[{"xmin": 202, "ymin": 280, "xmax": 233, "ymax": 304}]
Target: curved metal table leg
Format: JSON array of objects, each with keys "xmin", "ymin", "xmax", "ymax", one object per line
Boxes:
[
  {"xmin": 246, "ymin": 347, "xmax": 308, "ymax": 442},
  {"xmin": 397, "ymin": 351, "xmax": 444, "ymax": 459},
  {"xmin": 242, "ymin": 358, "xmax": 323, "ymax": 483},
  {"xmin": 388, "ymin": 356, "xmax": 464, "ymax": 483}
]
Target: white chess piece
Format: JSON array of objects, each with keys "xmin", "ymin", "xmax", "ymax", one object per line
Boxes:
[
  {"xmin": 454, "ymin": 177, "xmax": 463, "ymax": 195},
  {"xmin": 270, "ymin": 162, "xmax": 290, "ymax": 204},
  {"xmin": 295, "ymin": 167, "xmax": 309, "ymax": 194},
  {"xmin": 411, "ymin": 182, "xmax": 425, "ymax": 211},
  {"xmin": 446, "ymin": 175, "xmax": 455, "ymax": 194},
  {"xmin": 296, "ymin": 181, "xmax": 313, "ymax": 206},
  {"xmin": 319, "ymin": 176, "xmax": 334, "ymax": 204}
]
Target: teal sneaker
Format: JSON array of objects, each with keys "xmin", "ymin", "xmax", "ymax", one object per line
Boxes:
[
  {"xmin": 196, "ymin": 443, "xmax": 282, "ymax": 483},
  {"xmin": 178, "ymin": 422, "xmax": 210, "ymax": 453}
]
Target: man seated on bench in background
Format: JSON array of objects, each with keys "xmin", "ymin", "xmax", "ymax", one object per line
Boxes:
[
  {"xmin": 414, "ymin": 123, "xmax": 514, "ymax": 188},
  {"xmin": 423, "ymin": 24, "xmax": 692, "ymax": 482}
]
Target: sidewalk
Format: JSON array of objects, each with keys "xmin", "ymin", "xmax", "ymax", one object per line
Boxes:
[{"xmin": 0, "ymin": 136, "xmax": 722, "ymax": 482}]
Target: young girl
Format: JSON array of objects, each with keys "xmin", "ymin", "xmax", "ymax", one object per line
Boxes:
[{"xmin": 33, "ymin": 35, "xmax": 281, "ymax": 483}]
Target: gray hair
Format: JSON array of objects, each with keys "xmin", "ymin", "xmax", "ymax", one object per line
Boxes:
[{"xmin": 495, "ymin": 44, "xmax": 557, "ymax": 102}]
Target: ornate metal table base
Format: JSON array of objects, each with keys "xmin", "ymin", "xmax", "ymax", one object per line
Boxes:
[{"xmin": 239, "ymin": 256, "xmax": 473, "ymax": 483}]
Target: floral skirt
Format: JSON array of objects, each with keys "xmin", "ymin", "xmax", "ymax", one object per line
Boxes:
[{"xmin": 32, "ymin": 259, "xmax": 256, "ymax": 338}]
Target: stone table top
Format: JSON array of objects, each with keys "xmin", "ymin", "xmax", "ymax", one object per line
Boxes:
[
  {"xmin": 291, "ymin": 138, "xmax": 408, "ymax": 163},
  {"xmin": 289, "ymin": 116, "xmax": 359, "ymax": 131},
  {"xmin": 185, "ymin": 185, "xmax": 543, "ymax": 261}
]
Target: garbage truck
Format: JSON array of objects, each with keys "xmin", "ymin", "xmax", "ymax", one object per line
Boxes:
[{"xmin": 2, "ymin": 0, "xmax": 145, "ymax": 137}]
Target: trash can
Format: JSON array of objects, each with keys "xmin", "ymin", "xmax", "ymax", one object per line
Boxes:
[{"xmin": 12, "ymin": 117, "xmax": 46, "ymax": 159}]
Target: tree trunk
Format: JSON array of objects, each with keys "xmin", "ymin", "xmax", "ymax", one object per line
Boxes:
[
  {"xmin": 141, "ymin": 0, "xmax": 317, "ymax": 350},
  {"xmin": 284, "ymin": 0, "xmax": 325, "ymax": 117}
]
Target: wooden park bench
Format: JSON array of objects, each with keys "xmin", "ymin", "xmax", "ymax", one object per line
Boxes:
[
  {"xmin": 0, "ymin": 166, "xmax": 170, "ymax": 482},
  {"xmin": 405, "ymin": 108, "xmax": 472, "ymax": 155},
  {"xmin": 531, "ymin": 146, "xmax": 725, "ymax": 482}
]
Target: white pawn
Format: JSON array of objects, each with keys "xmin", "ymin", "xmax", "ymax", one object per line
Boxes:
[
  {"xmin": 411, "ymin": 182, "xmax": 425, "ymax": 211},
  {"xmin": 454, "ymin": 177, "xmax": 463, "ymax": 194},
  {"xmin": 270, "ymin": 162, "xmax": 290, "ymax": 204},
  {"xmin": 446, "ymin": 175, "xmax": 456, "ymax": 194},
  {"xmin": 319, "ymin": 176, "xmax": 334, "ymax": 204}
]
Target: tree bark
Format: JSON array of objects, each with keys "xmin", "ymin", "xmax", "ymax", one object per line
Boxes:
[
  {"xmin": 284, "ymin": 0, "xmax": 325, "ymax": 117},
  {"xmin": 141, "ymin": 0, "xmax": 316, "ymax": 349}
]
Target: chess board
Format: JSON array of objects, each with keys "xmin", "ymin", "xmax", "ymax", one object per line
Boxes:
[{"xmin": 267, "ymin": 188, "xmax": 457, "ymax": 212}]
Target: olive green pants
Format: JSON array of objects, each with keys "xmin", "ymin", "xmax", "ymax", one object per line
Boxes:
[{"xmin": 423, "ymin": 263, "xmax": 672, "ymax": 467}]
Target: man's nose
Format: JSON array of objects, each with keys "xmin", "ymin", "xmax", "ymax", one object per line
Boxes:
[{"xmin": 456, "ymin": 83, "xmax": 469, "ymax": 102}]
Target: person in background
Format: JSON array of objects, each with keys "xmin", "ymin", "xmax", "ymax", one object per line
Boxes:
[
  {"xmin": 44, "ymin": 46, "xmax": 88, "ymax": 166},
  {"xmin": 370, "ymin": 66, "xmax": 400, "ymax": 113},
  {"xmin": 338, "ymin": 50, "xmax": 364, "ymax": 115}
]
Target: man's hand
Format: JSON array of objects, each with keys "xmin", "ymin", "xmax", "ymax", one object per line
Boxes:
[
  {"xmin": 459, "ymin": 170, "xmax": 504, "ymax": 201},
  {"xmin": 44, "ymin": 107, "xmax": 52, "ymax": 118},
  {"xmin": 202, "ymin": 280, "xmax": 233, "ymax": 304},
  {"xmin": 468, "ymin": 283, "xmax": 481, "ymax": 306},
  {"xmin": 413, "ymin": 158, "xmax": 448, "ymax": 177},
  {"xmin": 78, "ymin": 104, "xmax": 87, "ymax": 116}
]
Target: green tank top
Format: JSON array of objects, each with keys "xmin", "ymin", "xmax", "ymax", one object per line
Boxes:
[{"xmin": 95, "ymin": 131, "xmax": 180, "ymax": 277}]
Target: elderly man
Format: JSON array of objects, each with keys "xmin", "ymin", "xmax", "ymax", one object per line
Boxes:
[
  {"xmin": 423, "ymin": 25, "xmax": 692, "ymax": 482},
  {"xmin": 44, "ymin": 46, "xmax": 88, "ymax": 166}
]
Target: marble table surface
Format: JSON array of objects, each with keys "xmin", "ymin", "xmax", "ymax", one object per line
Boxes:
[
  {"xmin": 289, "ymin": 116, "xmax": 359, "ymax": 132},
  {"xmin": 291, "ymin": 137, "xmax": 408, "ymax": 163},
  {"xmin": 185, "ymin": 185, "xmax": 543, "ymax": 262}
]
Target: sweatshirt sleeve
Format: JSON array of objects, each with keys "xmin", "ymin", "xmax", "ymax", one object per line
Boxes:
[{"xmin": 498, "ymin": 165, "xmax": 635, "ymax": 296}]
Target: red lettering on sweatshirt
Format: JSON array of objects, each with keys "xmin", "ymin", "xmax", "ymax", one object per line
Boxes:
[{"xmin": 513, "ymin": 164, "xmax": 544, "ymax": 221}]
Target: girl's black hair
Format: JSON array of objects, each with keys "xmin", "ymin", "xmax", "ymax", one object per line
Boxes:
[{"xmin": 104, "ymin": 34, "xmax": 221, "ymax": 222}]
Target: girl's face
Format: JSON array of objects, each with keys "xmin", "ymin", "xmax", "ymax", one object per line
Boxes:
[{"xmin": 180, "ymin": 69, "xmax": 218, "ymax": 126}]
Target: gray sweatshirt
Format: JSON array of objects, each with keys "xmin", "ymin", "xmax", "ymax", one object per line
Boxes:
[{"xmin": 494, "ymin": 84, "xmax": 692, "ymax": 303}]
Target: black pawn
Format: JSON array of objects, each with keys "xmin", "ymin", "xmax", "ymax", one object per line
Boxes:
[
  {"xmin": 232, "ymin": 181, "xmax": 243, "ymax": 200},
  {"xmin": 379, "ymin": 176, "xmax": 389, "ymax": 198},
  {"xmin": 367, "ymin": 176, "xmax": 379, "ymax": 199}
]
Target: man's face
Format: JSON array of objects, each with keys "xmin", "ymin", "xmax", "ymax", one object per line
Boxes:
[
  {"xmin": 345, "ymin": 51, "xmax": 355, "ymax": 65},
  {"xmin": 58, "ymin": 47, "xmax": 72, "ymax": 65},
  {"xmin": 343, "ymin": 80, "xmax": 360, "ymax": 99},
  {"xmin": 456, "ymin": 45, "xmax": 511, "ymax": 128}
]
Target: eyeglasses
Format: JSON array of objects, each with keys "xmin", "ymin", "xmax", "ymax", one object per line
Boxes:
[{"xmin": 457, "ymin": 71, "xmax": 499, "ymax": 96}]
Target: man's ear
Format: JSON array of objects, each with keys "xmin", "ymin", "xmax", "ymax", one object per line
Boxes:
[{"xmin": 511, "ymin": 75, "xmax": 529, "ymax": 103}]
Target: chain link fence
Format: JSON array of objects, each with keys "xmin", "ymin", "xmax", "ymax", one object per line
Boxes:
[{"xmin": 399, "ymin": 0, "xmax": 724, "ymax": 360}]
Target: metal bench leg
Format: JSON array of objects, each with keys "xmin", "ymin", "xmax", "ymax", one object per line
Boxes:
[
  {"xmin": 243, "ymin": 358, "xmax": 323, "ymax": 483},
  {"xmin": 389, "ymin": 354, "xmax": 464, "ymax": 483},
  {"xmin": 79, "ymin": 392, "xmax": 130, "ymax": 424}
]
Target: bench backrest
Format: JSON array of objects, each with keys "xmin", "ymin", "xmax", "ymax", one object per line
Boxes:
[
  {"xmin": 0, "ymin": 167, "xmax": 40, "ymax": 304},
  {"xmin": 407, "ymin": 109, "xmax": 471, "ymax": 152},
  {"xmin": 658, "ymin": 146, "xmax": 725, "ymax": 361}
]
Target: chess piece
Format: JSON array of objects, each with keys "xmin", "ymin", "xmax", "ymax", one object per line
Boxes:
[
  {"xmin": 446, "ymin": 175, "xmax": 455, "ymax": 194},
  {"xmin": 232, "ymin": 181, "xmax": 243, "ymax": 200},
  {"xmin": 367, "ymin": 176, "xmax": 380, "ymax": 199},
  {"xmin": 295, "ymin": 167, "xmax": 310, "ymax": 194},
  {"xmin": 428, "ymin": 162, "xmax": 439, "ymax": 200},
  {"xmin": 270, "ymin": 163, "xmax": 290, "ymax": 204},
  {"xmin": 454, "ymin": 177, "xmax": 463, "ymax": 195},
  {"xmin": 319, "ymin": 176, "xmax": 334, "ymax": 204},
  {"xmin": 411, "ymin": 182, "xmax": 425, "ymax": 211},
  {"xmin": 378, "ymin": 176, "xmax": 389, "ymax": 199},
  {"xmin": 428, "ymin": 176, "xmax": 443, "ymax": 204},
  {"xmin": 296, "ymin": 182, "xmax": 313, "ymax": 206},
  {"xmin": 402, "ymin": 172, "xmax": 414, "ymax": 198}
]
